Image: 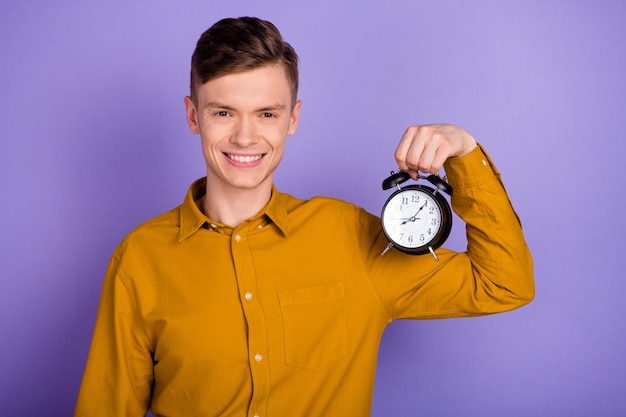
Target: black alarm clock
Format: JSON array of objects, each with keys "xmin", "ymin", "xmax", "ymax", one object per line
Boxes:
[{"xmin": 380, "ymin": 171, "xmax": 453, "ymax": 260}]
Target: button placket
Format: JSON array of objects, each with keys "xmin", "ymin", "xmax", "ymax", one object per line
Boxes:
[{"xmin": 230, "ymin": 224, "xmax": 270, "ymax": 413}]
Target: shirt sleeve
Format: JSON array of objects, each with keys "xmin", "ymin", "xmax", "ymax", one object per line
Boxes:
[
  {"xmin": 362, "ymin": 144, "xmax": 535, "ymax": 320},
  {"xmin": 74, "ymin": 251, "xmax": 154, "ymax": 417}
]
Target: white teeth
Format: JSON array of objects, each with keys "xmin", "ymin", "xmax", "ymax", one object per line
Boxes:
[{"xmin": 228, "ymin": 154, "xmax": 263, "ymax": 163}]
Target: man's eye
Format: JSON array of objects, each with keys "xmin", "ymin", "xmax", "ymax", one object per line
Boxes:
[
  {"xmin": 216, "ymin": 111, "xmax": 229, "ymax": 117},
  {"xmin": 262, "ymin": 112, "xmax": 276, "ymax": 118}
]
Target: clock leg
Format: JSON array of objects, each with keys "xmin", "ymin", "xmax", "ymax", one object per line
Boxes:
[{"xmin": 381, "ymin": 242, "xmax": 394, "ymax": 256}]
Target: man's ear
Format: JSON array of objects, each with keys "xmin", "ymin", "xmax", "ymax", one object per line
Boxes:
[
  {"xmin": 287, "ymin": 100, "xmax": 302, "ymax": 136},
  {"xmin": 184, "ymin": 96, "xmax": 200, "ymax": 134}
]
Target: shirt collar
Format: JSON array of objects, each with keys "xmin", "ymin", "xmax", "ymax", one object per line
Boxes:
[
  {"xmin": 178, "ymin": 178, "xmax": 290, "ymax": 241},
  {"xmin": 265, "ymin": 185, "xmax": 290, "ymax": 236}
]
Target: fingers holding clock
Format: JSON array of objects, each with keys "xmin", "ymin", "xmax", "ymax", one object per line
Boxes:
[{"xmin": 394, "ymin": 124, "xmax": 477, "ymax": 178}]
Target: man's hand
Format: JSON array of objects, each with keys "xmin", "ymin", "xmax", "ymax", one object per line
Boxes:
[{"xmin": 394, "ymin": 124, "xmax": 478, "ymax": 179}]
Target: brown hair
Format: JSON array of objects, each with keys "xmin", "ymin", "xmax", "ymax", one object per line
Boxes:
[{"xmin": 190, "ymin": 17, "xmax": 299, "ymax": 106}]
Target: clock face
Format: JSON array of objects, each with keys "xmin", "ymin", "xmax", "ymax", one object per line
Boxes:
[{"xmin": 381, "ymin": 185, "xmax": 450, "ymax": 253}]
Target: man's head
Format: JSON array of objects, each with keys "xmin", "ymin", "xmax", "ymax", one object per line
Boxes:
[
  {"xmin": 183, "ymin": 17, "xmax": 302, "ymax": 203},
  {"xmin": 190, "ymin": 17, "xmax": 299, "ymax": 107}
]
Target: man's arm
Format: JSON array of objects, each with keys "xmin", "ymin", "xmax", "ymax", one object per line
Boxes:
[
  {"xmin": 363, "ymin": 124, "xmax": 534, "ymax": 319},
  {"xmin": 75, "ymin": 253, "xmax": 153, "ymax": 417}
]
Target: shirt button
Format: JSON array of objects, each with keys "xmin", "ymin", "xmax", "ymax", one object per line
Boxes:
[
  {"xmin": 254, "ymin": 353, "xmax": 263, "ymax": 362},
  {"xmin": 482, "ymin": 159, "xmax": 488, "ymax": 167},
  {"xmin": 244, "ymin": 292, "xmax": 253, "ymax": 301},
  {"xmin": 234, "ymin": 234, "xmax": 241, "ymax": 242},
  {"xmin": 257, "ymin": 224, "xmax": 263, "ymax": 229}
]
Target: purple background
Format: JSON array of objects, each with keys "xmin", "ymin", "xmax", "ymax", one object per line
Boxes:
[{"xmin": 1, "ymin": 1, "xmax": 625, "ymax": 416}]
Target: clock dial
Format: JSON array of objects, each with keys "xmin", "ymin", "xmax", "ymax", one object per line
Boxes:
[
  {"xmin": 380, "ymin": 173, "xmax": 453, "ymax": 257},
  {"xmin": 382, "ymin": 189, "xmax": 442, "ymax": 249}
]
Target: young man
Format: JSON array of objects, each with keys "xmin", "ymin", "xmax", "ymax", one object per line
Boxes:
[{"xmin": 75, "ymin": 16, "xmax": 534, "ymax": 417}]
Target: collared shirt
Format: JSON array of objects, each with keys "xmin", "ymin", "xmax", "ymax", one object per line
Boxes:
[{"xmin": 75, "ymin": 145, "xmax": 534, "ymax": 417}]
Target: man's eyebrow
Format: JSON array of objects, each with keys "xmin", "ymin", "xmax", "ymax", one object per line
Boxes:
[
  {"xmin": 257, "ymin": 104, "xmax": 287, "ymax": 112},
  {"xmin": 204, "ymin": 102, "xmax": 287, "ymax": 112},
  {"xmin": 204, "ymin": 101, "xmax": 235, "ymax": 110}
]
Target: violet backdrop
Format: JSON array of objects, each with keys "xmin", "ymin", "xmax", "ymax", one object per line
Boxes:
[{"xmin": 1, "ymin": 1, "xmax": 625, "ymax": 416}]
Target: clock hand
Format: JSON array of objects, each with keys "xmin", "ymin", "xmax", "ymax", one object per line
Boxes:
[
  {"xmin": 400, "ymin": 201, "xmax": 428, "ymax": 225},
  {"xmin": 400, "ymin": 215, "xmax": 421, "ymax": 225}
]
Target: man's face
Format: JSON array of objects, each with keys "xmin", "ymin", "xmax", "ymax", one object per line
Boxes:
[{"xmin": 184, "ymin": 64, "xmax": 301, "ymax": 193}]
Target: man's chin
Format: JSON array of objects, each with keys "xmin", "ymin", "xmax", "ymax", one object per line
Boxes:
[{"xmin": 226, "ymin": 176, "xmax": 272, "ymax": 191}]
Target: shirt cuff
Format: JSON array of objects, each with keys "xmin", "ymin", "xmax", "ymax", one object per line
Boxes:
[{"xmin": 443, "ymin": 144, "xmax": 501, "ymax": 190}]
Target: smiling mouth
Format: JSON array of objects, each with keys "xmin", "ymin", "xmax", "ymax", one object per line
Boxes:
[{"xmin": 225, "ymin": 153, "xmax": 265, "ymax": 163}]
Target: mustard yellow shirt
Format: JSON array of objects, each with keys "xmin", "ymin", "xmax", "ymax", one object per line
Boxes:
[{"xmin": 75, "ymin": 146, "xmax": 534, "ymax": 417}]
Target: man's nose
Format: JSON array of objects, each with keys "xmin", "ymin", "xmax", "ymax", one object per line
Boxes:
[{"xmin": 231, "ymin": 117, "xmax": 257, "ymax": 146}]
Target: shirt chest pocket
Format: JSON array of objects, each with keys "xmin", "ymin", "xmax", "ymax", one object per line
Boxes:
[{"xmin": 278, "ymin": 282, "xmax": 348, "ymax": 370}]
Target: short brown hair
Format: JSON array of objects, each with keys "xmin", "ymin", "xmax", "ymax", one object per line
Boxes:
[{"xmin": 190, "ymin": 17, "xmax": 299, "ymax": 106}]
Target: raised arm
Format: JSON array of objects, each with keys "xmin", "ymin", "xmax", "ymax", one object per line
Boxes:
[{"xmin": 365, "ymin": 124, "xmax": 534, "ymax": 319}]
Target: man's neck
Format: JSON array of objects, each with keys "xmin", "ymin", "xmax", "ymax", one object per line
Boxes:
[{"xmin": 202, "ymin": 180, "xmax": 272, "ymax": 228}]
